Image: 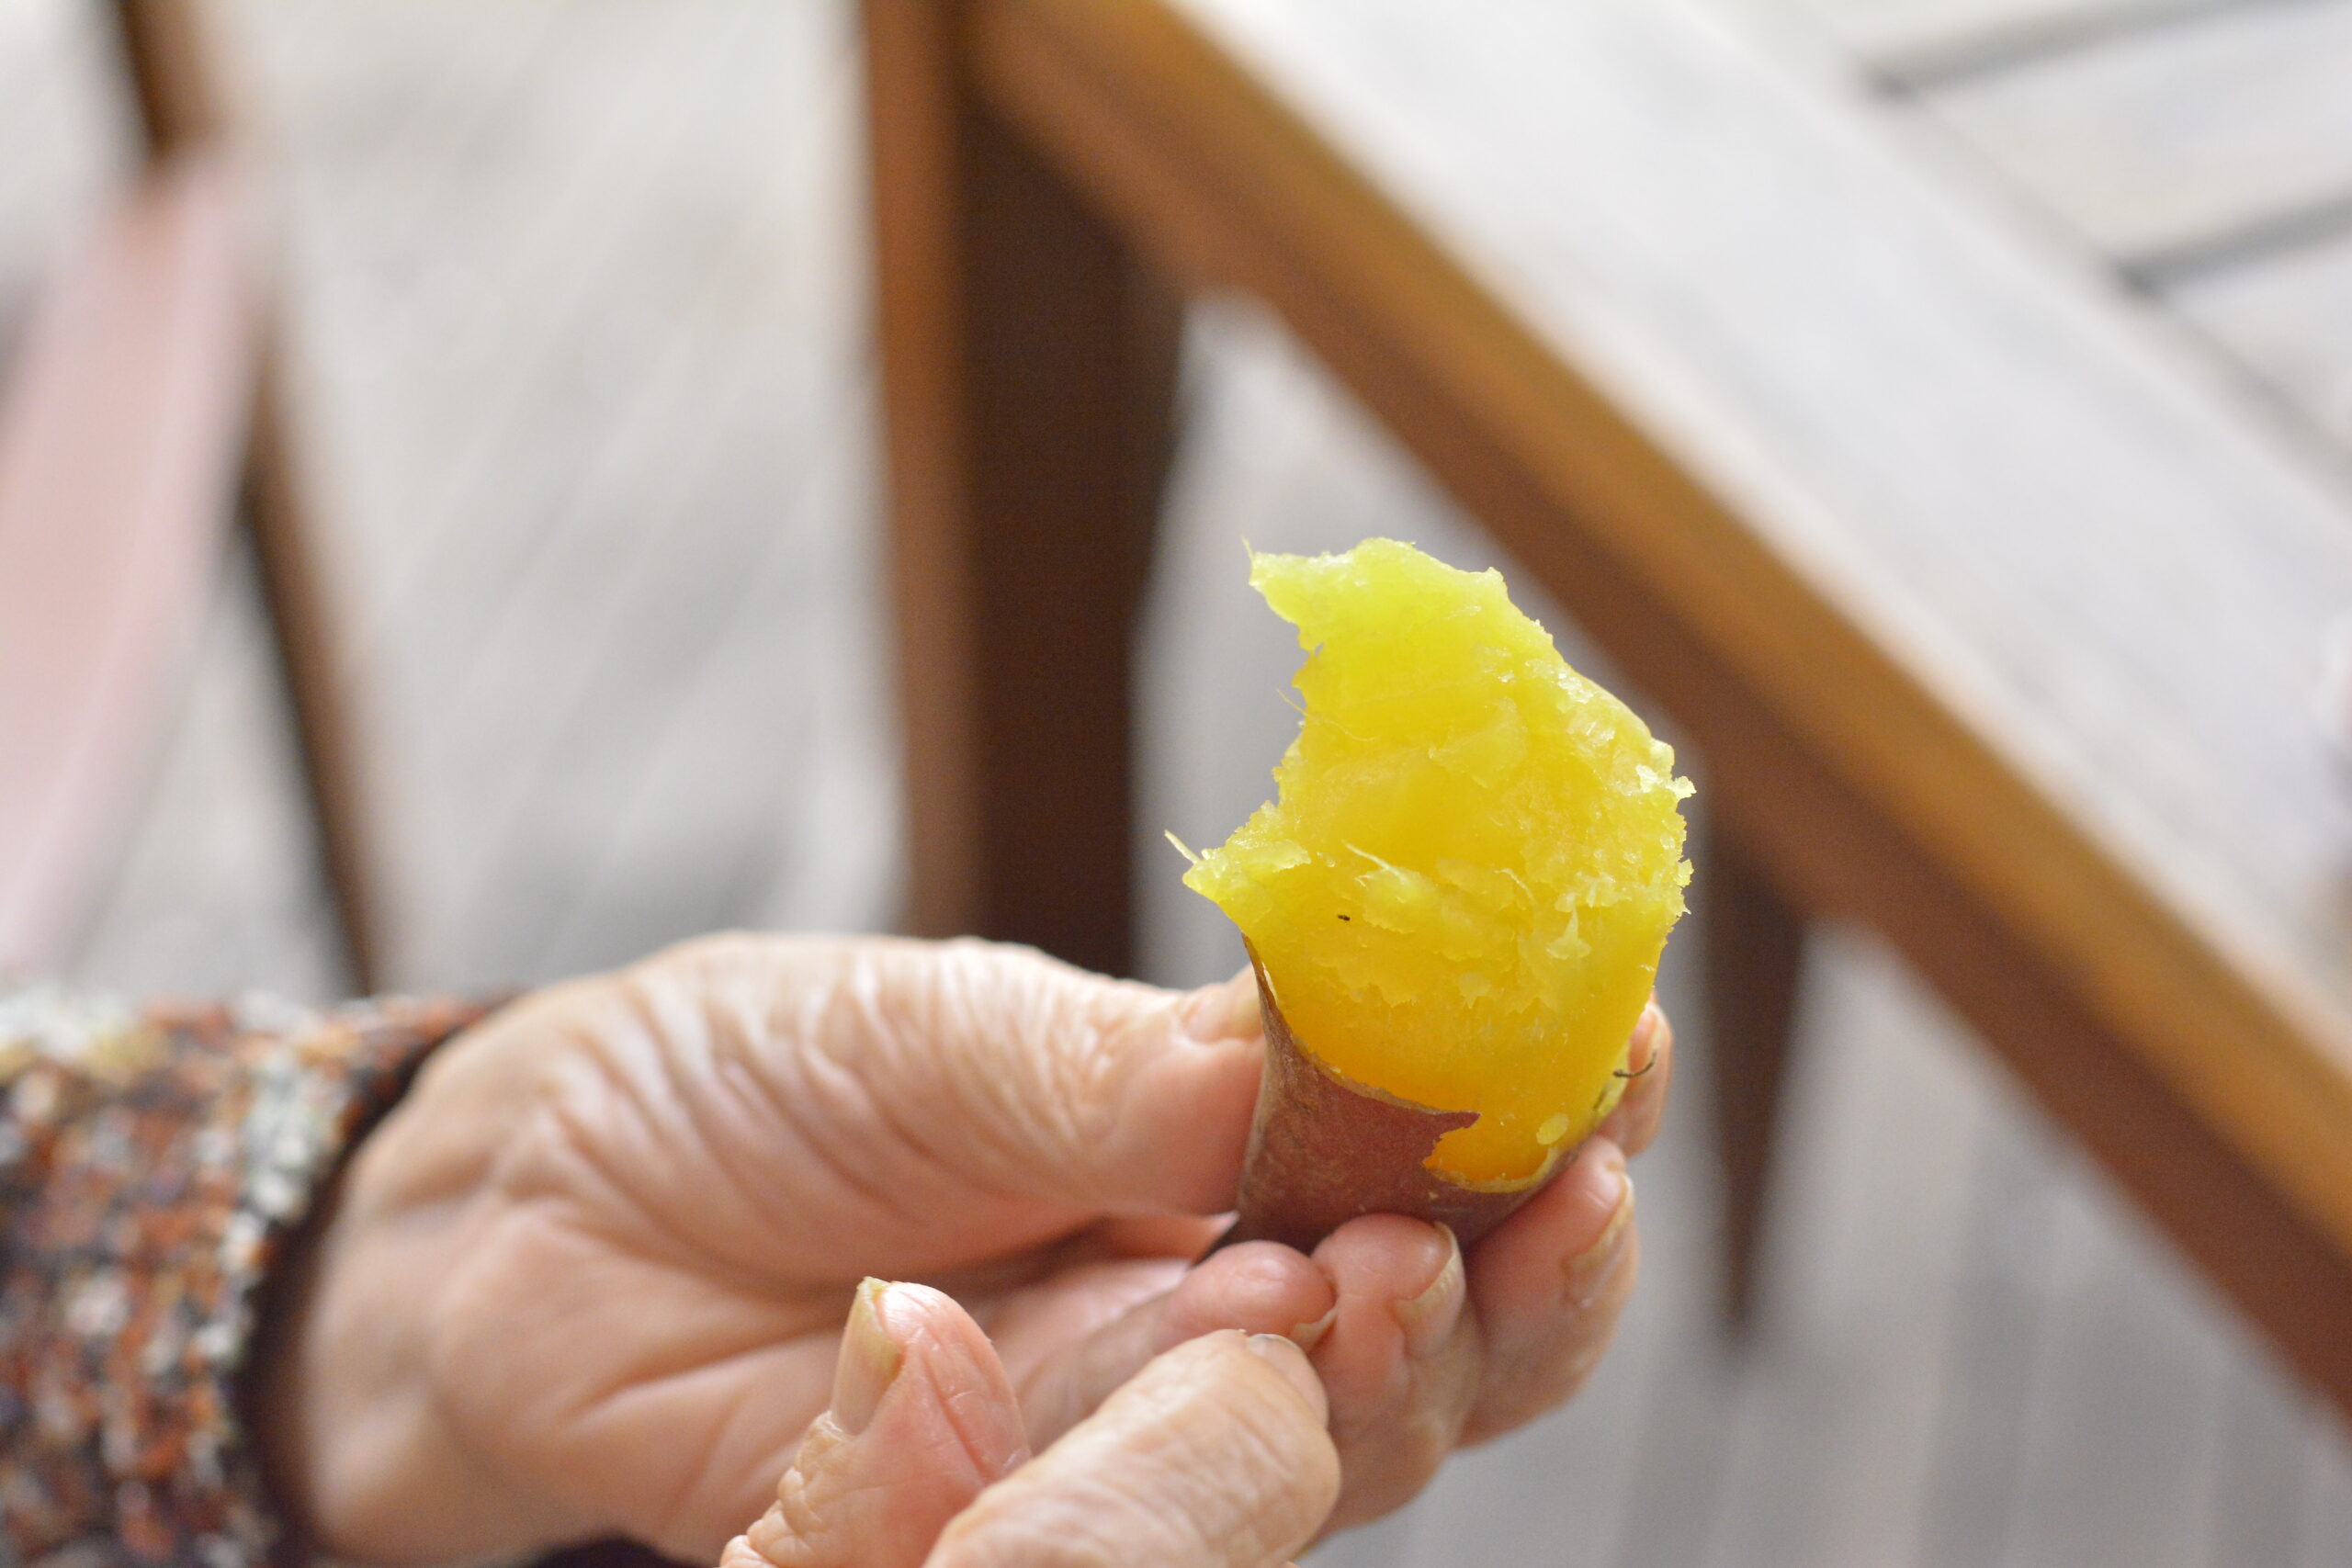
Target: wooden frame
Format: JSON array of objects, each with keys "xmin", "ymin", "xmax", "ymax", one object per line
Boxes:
[
  {"xmin": 115, "ymin": 0, "xmax": 383, "ymax": 992},
  {"xmin": 0, "ymin": 0, "xmax": 382, "ymax": 988},
  {"xmin": 865, "ymin": 0, "xmax": 1184, "ymax": 980},
  {"xmin": 864, "ymin": 0, "xmax": 2352, "ymax": 1416}
]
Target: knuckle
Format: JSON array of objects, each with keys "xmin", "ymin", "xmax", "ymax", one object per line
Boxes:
[
  {"xmin": 937, "ymin": 1335, "xmax": 1339, "ymax": 1568},
  {"xmin": 1340, "ymin": 1403, "xmax": 1452, "ymax": 1507},
  {"xmin": 1462, "ymin": 1333, "xmax": 1612, "ymax": 1445},
  {"xmin": 930, "ymin": 1522, "xmax": 1119, "ymax": 1568}
]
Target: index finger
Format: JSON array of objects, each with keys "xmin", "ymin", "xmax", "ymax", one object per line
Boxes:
[{"xmin": 930, "ymin": 1332, "xmax": 1338, "ymax": 1568}]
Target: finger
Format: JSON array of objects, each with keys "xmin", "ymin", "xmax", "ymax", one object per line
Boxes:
[
  {"xmin": 931, "ymin": 1331, "xmax": 1338, "ymax": 1568},
  {"xmin": 642, "ymin": 937, "xmax": 1266, "ymax": 1248},
  {"xmin": 1007, "ymin": 1240, "xmax": 1338, "ymax": 1446},
  {"xmin": 1459, "ymin": 1136, "xmax": 1637, "ymax": 1444},
  {"xmin": 1306, "ymin": 1216, "xmax": 1479, "ymax": 1531},
  {"xmin": 1599, "ymin": 999, "xmax": 1671, "ymax": 1157},
  {"xmin": 862, "ymin": 946, "xmax": 1262, "ymax": 1213},
  {"xmin": 727, "ymin": 1280, "xmax": 1028, "ymax": 1568}
]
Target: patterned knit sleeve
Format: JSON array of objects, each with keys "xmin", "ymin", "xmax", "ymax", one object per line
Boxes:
[{"xmin": 0, "ymin": 983, "xmax": 498, "ymax": 1568}]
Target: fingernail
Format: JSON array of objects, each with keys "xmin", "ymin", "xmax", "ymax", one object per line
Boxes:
[
  {"xmin": 831, "ymin": 1278, "xmax": 903, "ymax": 1436},
  {"xmin": 1288, "ymin": 1302, "xmax": 1339, "ymax": 1355},
  {"xmin": 1392, "ymin": 1223, "xmax": 1465, "ymax": 1359},
  {"xmin": 1245, "ymin": 1332, "xmax": 1326, "ymax": 1409},
  {"xmin": 1629, "ymin": 999, "xmax": 1664, "ymax": 1069},
  {"xmin": 1181, "ymin": 974, "xmax": 1261, "ymax": 1043},
  {"xmin": 1565, "ymin": 1159, "xmax": 1635, "ymax": 1311}
]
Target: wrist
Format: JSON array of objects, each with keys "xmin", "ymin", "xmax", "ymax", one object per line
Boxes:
[{"xmin": 241, "ymin": 1155, "xmax": 352, "ymax": 1558}]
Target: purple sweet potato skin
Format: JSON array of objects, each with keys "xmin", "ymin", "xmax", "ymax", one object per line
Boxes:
[{"xmin": 1215, "ymin": 947, "xmax": 1554, "ymax": 1254}]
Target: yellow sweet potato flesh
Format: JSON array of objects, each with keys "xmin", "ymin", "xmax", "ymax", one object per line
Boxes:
[{"xmin": 1183, "ymin": 539, "xmax": 1691, "ymax": 1184}]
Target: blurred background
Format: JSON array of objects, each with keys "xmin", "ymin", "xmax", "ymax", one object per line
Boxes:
[{"xmin": 6, "ymin": 0, "xmax": 2352, "ymax": 1562}]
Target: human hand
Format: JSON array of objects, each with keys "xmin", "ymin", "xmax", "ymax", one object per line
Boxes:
[
  {"xmin": 725, "ymin": 1292, "xmax": 1340, "ymax": 1568},
  {"xmin": 255, "ymin": 934, "xmax": 1666, "ymax": 1564}
]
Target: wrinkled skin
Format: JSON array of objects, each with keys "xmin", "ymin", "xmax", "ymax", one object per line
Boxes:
[{"xmin": 259, "ymin": 933, "xmax": 1668, "ymax": 1566}]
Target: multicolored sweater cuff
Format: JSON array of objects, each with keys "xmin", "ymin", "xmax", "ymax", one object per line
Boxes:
[{"xmin": 0, "ymin": 986, "xmax": 495, "ymax": 1568}]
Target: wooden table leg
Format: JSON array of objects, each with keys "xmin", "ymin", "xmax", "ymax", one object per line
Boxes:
[
  {"xmin": 1704, "ymin": 820, "xmax": 1810, "ymax": 1332},
  {"xmin": 239, "ymin": 355, "xmax": 386, "ymax": 994},
  {"xmin": 111, "ymin": 0, "xmax": 386, "ymax": 993},
  {"xmin": 865, "ymin": 0, "xmax": 1183, "ymax": 977}
]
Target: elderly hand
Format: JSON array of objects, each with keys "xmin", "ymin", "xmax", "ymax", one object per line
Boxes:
[{"xmin": 256, "ymin": 934, "xmax": 1666, "ymax": 1565}]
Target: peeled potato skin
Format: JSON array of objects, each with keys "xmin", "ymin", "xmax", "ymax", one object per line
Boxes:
[{"xmin": 1219, "ymin": 946, "xmax": 1549, "ymax": 1253}]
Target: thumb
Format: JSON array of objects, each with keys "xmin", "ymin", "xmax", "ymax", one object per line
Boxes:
[
  {"xmin": 724, "ymin": 1280, "xmax": 1027, "ymax": 1568},
  {"xmin": 867, "ymin": 939, "xmax": 1266, "ymax": 1213},
  {"xmin": 653, "ymin": 933, "xmax": 1266, "ymax": 1217}
]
